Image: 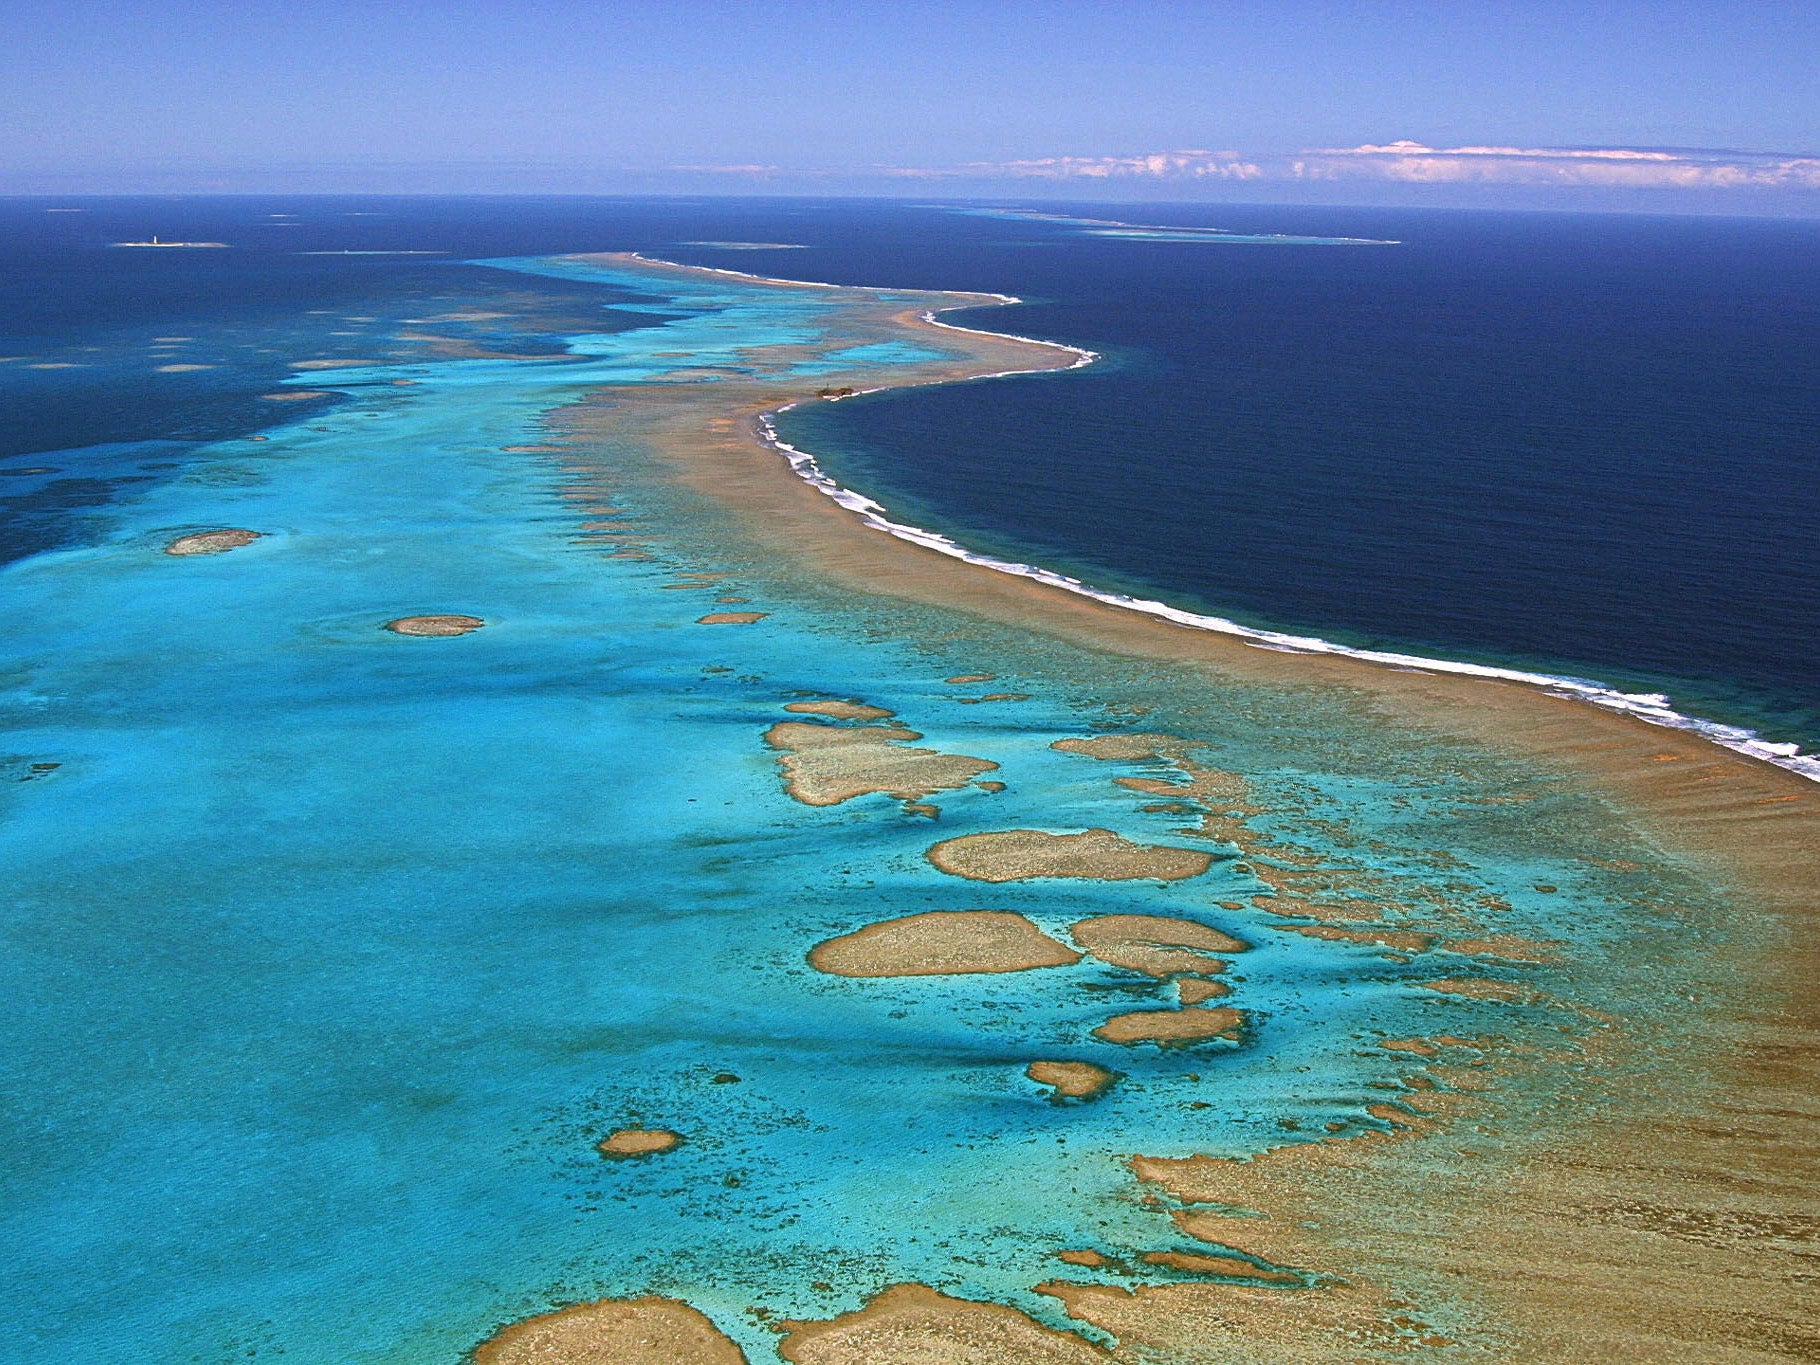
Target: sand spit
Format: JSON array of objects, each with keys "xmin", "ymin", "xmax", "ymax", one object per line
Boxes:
[
  {"xmin": 163, "ymin": 528, "xmax": 260, "ymax": 556},
  {"xmin": 926, "ymin": 828, "xmax": 1214, "ymax": 883},
  {"xmin": 1027, "ymin": 1060, "xmax": 1117, "ymax": 1100},
  {"xmin": 766, "ymin": 720, "xmax": 997, "ymax": 807},
  {"xmin": 384, "ymin": 614, "xmax": 484, "ymax": 637},
  {"xmin": 1069, "ymin": 914, "xmax": 1248, "ymax": 978},
  {"xmin": 810, "ymin": 910, "xmax": 1080, "ymax": 977},
  {"xmin": 473, "ymin": 1296, "xmax": 746, "ymax": 1364},
  {"xmin": 783, "ymin": 699, "xmax": 897, "ymax": 721},
  {"xmin": 777, "ymin": 1283, "xmax": 1109, "ymax": 1365},
  {"xmin": 597, "ymin": 1128, "xmax": 681, "ymax": 1158},
  {"xmin": 698, "ymin": 611, "xmax": 769, "ymax": 624},
  {"xmin": 1093, "ymin": 1006, "xmax": 1244, "ymax": 1047}
]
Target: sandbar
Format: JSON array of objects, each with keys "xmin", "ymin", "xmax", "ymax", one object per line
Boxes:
[
  {"xmin": 1140, "ymin": 1249, "xmax": 1302, "ymax": 1284},
  {"xmin": 384, "ymin": 614, "xmax": 484, "ymax": 637},
  {"xmin": 926, "ymin": 828, "xmax": 1214, "ymax": 883},
  {"xmin": 597, "ymin": 1127, "xmax": 681, "ymax": 1158},
  {"xmin": 777, "ymin": 1283, "xmax": 1109, "ymax": 1364},
  {"xmin": 164, "ymin": 528, "xmax": 260, "ymax": 556},
  {"xmin": 809, "ymin": 910, "xmax": 1079, "ymax": 976},
  {"xmin": 473, "ymin": 1296, "xmax": 745, "ymax": 1364},
  {"xmin": 766, "ymin": 720, "xmax": 997, "ymax": 806},
  {"xmin": 698, "ymin": 611, "xmax": 768, "ymax": 624},
  {"xmin": 1027, "ymin": 1060, "xmax": 1117, "ymax": 1100},
  {"xmin": 1093, "ymin": 1006, "xmax": 1244, "ymax": 1047},
  {"xmin": 1070, "ymin": 913, "xmax": 1248, "ymax": 978},
  {"xmin": 783, "ymin": 699, "xmax": 897, "ymax": 721}
]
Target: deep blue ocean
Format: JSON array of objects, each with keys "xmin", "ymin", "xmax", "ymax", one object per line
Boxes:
[{"xmin": 4, "ymin": 196, "xmax": 1816, "ymax": 756}]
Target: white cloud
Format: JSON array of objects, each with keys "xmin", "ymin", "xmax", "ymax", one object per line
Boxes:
[{"xmin": 1297, "ymin": 141, "xmax": 1820, "ymax": 188}]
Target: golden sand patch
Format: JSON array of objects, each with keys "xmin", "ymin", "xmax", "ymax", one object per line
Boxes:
[
  {"xmin": 1057, "ymin": 1248, "xmax": 1108, "ymax": 1268},
  {"xmin": 945, "ymin": 673, "xmax": 996, "ymax": 684},
  {"xmin": 1444, "ymin": 933, "xmax": 1564, "ymax": 962},
  {"xmin": 1027, "ymin": 1060, "xmax": 1117, "ymax": 1100},
  {"xmin": 1177, "ymin": 978, "xmax": 1233, "ymax": 1004},
  {"xmin": 1140, "ymin": 1249, "xmax": 1302, "ymax": 1284},
  {"xmin": 926, "ymin": 828, "xmax": 1214, "ymax": 883},
  {"xmin": 1094, "ymin": 1006, "xmax": 1244, "ymax": 1047},
  {"xmin": 154, "ymin": 363, "xmax": 213, "ymax": 372},
  {"xmin": 777, "ymin": 1283, "xmax": 1109, "ymax": 1365},
  {"xmin": 473, "ymin": 1296, "xmax": 745, "ymax": 1364},
  {"xmin": 1070, "ymin": 913, "xmax": 1248, "ymax": 978},
  {"xmin": 809, "ymin": 911, "xmax": 1079, "ymax": 977},
  {"xmin": 766, "ymin": 721, "xmax": 997, "ymax": 807},
  {"xmin": 164, "ymin": 528, "xmax": 260, "ymax": 556},
  {"xmin": 597, "ymin": 1128, "xmax": 681, "ymax": 1158},
  {"xmin": 384, "ymin": 614, "xmax": 484, "ymax": 637},
  {"xmin": 289, "ymin": 358, "xmax": 386, "ymax": 369},
  {"xmin": 697, "ymin": 611, "xmax": 768, "ymax": 624},
  {"xmin": 261, "ymin": 391, "xmax": 332, "ymax": 401},
  {"xmin": 783, "ymin": 699, "xmax": 897, "ymax": 722}
]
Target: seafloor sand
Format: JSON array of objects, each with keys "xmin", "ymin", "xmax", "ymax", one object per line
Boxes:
[
  {"xmin": 504, "ymin": 253, "xmax": 1820, "ymax": 1361},
  {"xmin": 163, "ymin": 528, "xmax": 260, "ymax": 556},
  {"xmin": 808, "ymin": 910, "xmax": 1081, "ymax": 977}
]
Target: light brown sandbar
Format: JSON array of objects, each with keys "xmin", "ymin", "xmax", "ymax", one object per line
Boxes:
[
  {"xmin": 777, "ymin": 1283, "xmax": 1109, "ymax": 1365},
  {"xmin": 474, "ymin": 1296, "xmax": 745, "ymax": 1365},
  {"xmin": 1094, "ymin": 1006, "xmax": 1244, "ymax": 1047},
  {"xmin": 810, "ymin": 911, "xmax": 1080, "ymax": 977},
  {"xmin": 1141, "ymin": 1250, "xmax": 1303, "ymax": 1284},
  {"xmin": 767, "ymin": 721, "xmax": 997, "ymax": 806},
  {"xmin": 927, "ymin": 828, "xmax": 1214, "ymax": 883},
  {"xmin": 697, "ymin": 611, "xmax": 768, "ymax": 624},
  {"xmin": 1027, "ymin": 1060, "xmax": 1117, "ymax": 1100},
  {"xmin": 385, "ymin": 614, "xmax": 484, "ymax": 637},
  {"xmin": 164, "ymin": 528, "xmax": 260, "ymax": 556},
  {"xmin": 596, "ymin": 1127, "xmax": 681, "ymax": 1158},
  {"xmin": 783, "ymin": 699, "xmax": 897, "ymax": 721},
  {"xmin": 1070, "ymin": 913, "xmax": 1248, "ymax": 978}
]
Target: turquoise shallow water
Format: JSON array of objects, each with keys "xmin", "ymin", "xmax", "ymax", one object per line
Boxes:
[{"xmin": 0, "ymin": 254, "xmax": 1743, "ymax": 1362}]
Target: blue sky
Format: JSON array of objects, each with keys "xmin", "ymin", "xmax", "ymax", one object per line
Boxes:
[{"xmin": 5, "ymin": 0, "xmax": 1817, "ymax": 209}]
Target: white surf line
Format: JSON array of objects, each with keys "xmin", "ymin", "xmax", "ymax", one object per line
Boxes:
[
  {"xmin": 577, "ymin": 252, "xmax": 1817, "ymax": 782},
  {"xmin": 758, "ymin": 400, "xmax": 1819, "ymax": 785}
]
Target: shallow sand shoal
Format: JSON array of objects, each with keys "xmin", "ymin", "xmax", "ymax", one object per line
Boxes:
[
  {"xmin": 384, "ymin": 614, "xmax": 484, "ymax": 637},
  {"xmin": 597, "ymin": 1128, "xmax": 681, "ymax": 1158},
  {"xmin": 766, "ymin": 720, "xmax": 997, "ymax": 806},
  {"xmin": 1069, "ymin": 913, "xmax": 1249, "ymax": 979},
  {"xmin": 1027, "ymin": 1060, "xmax": 1117, "ymax": 1100},
  {"xmin": 777, "ymin": 1284, "xmax": 1109, "ymax": 1365},
  {"xmin": 473, "ymin": 1296, "xmax": 747, "ymax": 1365},
  {"xmin": 810, "ymin": 910, "xmax": 1080, "ymax": 977},
  {"xmin": 927, "ymin": 828, "xmax": 1215, "ymax": 883},
  {"xmin": 1093, "ymin": 1006, "xmax": 1245, "ymax": 1046},
  {"xmin": 164, "ymin": 528, "xmax": 260, "ymax": 556},
  {"xmin": 783, "ymin": 699, "xmax": 897, "ymax": 721}
]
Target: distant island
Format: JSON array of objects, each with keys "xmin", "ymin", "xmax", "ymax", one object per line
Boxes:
[{"xmin": 111, "ymin": 236, "xmax": 229, "ymax": 248}]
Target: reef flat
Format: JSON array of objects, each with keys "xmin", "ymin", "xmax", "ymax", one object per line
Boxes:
[{"xmin": 2, "ymin": 248, "xmax": 1813, "ymax": 1364}]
